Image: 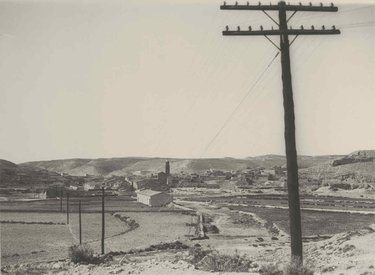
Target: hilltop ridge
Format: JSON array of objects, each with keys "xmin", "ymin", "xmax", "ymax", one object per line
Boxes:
[{"xmin": 2, "ymin": 150, "xmax": 373, "ymax": 186}]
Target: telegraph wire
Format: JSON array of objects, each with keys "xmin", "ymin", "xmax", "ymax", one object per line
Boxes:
[{"xmin": 200, "ymin": 51, "xmax": 280, "ymax": 157}]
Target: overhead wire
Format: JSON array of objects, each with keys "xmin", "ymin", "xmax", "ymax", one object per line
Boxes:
[
  {"xmin": 200, "ymin": 50, "xmax": 280, "ymax": 158},
  {"xmin": 200, "ymin": 32, "xmax": 329, "ymax": 159}
]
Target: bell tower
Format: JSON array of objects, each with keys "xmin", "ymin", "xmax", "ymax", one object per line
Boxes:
[{"xmin": 165, "ymin": 160, "xmax": 170, "ymax": 176}]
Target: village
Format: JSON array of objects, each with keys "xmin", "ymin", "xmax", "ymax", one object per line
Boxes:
[{"xmin": 0, "ymin": 160, "xmax": 293, "ymax": 205}]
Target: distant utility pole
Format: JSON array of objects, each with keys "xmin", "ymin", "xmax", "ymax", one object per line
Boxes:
[
  {"xmin": 60, "ymin": 188, "xmax": 63, "ymax": 212},
  {"xmin": 220, "ymin": 1, "xmax": 339, "ymax": 262},
  {"xmin": 79, "ymin": 200, "xmax": 82, "ymax": 245},
  {"xmin": 101, "ymin": 187, "xmax": 105, "ymax": 254},
  {"xmin": 66, "ymin": 191, "xmax": 70, "ymax": 224}
]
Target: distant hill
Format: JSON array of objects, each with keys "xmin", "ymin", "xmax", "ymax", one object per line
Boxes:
[
  {"xmin": 0, "ymin": 159, "xmax": 63, "ymax": 188},
  {"xmin": 23, "ymin": 157, "xmax": 257, "ymax": 176},
  {"xmin": 248, "ymin": 154, "xmax": 342, "ymax": 169},
  {"xmin": 0, "ymin": 160, "xmax": 19, "ymax": 184},
  {"xmin": 19, "ymin": 153, "xmax": 347, "ymax": 177}
]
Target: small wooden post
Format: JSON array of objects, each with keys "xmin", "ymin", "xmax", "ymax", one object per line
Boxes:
[
  {"xmin": 101, "ymin": 187, "xmax": 105, "ymax": 254},
  {"xmin": 66, "ymin": 191, "xmax": 69, "ymax": 224},
  {"xmin": 79, "ymin": 200, "xmax": 82, "ymax": 244}
]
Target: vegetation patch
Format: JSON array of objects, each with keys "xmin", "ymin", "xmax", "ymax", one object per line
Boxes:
[
  {"xmin": 260, "ymin": 257, "xmax": 314, "ymax": 275},
  {"xmin": 68, "ymin": 244, "xmax": 101, "ymax": 264},
  {"xmin": 187, "ymin": 244, "xmax": 254, "ymax": 272},
  {"xmin": 197, "ymin": 251, "xmax": 253, "ymax": 272}
]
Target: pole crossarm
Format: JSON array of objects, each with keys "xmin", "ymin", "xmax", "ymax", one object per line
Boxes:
[
  {"xmin": 223, "ymin": 29, "xmax": 340, "ymax": 35},
  {"xmin": 220, "ymin": 3, "xmax": 338, "ymax": 12}
]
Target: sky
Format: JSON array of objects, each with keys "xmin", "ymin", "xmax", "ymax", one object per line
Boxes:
[{"xmin": 0, "ymin": 0, "xmax": 374, "ymax": 163}]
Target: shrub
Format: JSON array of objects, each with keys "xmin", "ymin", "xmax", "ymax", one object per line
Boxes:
[
  {"xmin": 260, "ymin": 257, "xmax": 314, "ymax": 275},
  {"xmin": 260, "ymin": 263, "xmax": 283, "ymax": 275},
  {"xmin": 188, "ymin": 244, "xmax": 212, "ymax": 264},
  {"xmin": 68, "ymin": 244, "xmax": 98, "ymax": 264},
  {"xmin": 284, "ymin": 257, "xmax": 314, "ymax": 275},
  {"xmin": 197, "ymin": 250, "xmax": 253, "ymax": 272}
]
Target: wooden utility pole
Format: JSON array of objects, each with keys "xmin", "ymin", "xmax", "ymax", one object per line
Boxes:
[
  {"xmin": 79, "ymin": 200, "xmax": 82, "ymax": 244},
  {"xmin": 101, "ymin": 187, "xmax": 105, "ymax": 254},
  {"xmin": 60, "ymin": 188, "xmax": 63, "ymax": 212},
  {"xmin": 66, "ymin": 191, "xmax": 70, "ymax": 224},
  {"xmin": 220, "ymin": 1, "xmax": 339, "ymax": 262}
]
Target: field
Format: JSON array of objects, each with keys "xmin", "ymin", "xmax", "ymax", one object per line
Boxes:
[
  {"xmin": 88, "ymin": 212, "xmax": 192, "ymax": 253},
  {"xmin": 0, "ymin": 212, "xmax": 129, "ymax": 265},
  {"xmin": 0, "ymin": 210, "xmax": 191, "ymax": 266},
  {"xmin": 226, "ymin": 205, "xmax": 375, "ymax": 236}
]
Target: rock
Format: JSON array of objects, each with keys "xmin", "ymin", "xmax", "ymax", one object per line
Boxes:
[
  {"xmin": 52, "ymin": 263, "xmax": 62, "ymax": 269},
  {"xmin": 342, "ymin": 244, "xmax": 355, "ymax": 253}
]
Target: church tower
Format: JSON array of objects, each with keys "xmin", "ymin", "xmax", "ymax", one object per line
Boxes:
[{"xmin": 165, "ymin": 160, "xmax": 170, "ymax": 176}]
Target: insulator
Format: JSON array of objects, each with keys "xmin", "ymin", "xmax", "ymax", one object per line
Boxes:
[
  {"xmin": 235, "ymin": 1, "xmax": 238, "ymax": 5},
  {"xmin": 247, "ymin": 1, "xmax": 249, "ymax": 5},
  {"xmin": 249, "ymin": 26, "xmax": 252, "ymax": 31},
  {"xmin": 271, "ymin": 26, "xmax": 274, "ymax": 30},
  {"xmin": 309, "ymin": 2, "xmax": 312, "ymax": 6},
  {"xmin": 332, "ymin": 25, "xmax": 336, "ymax": 30},
  {"xmin": 322, "ymin": 25, "xmax": 325, "ymax": 30},
  {"xmin": 331, "ymin": 3, "xmax": 334, "ymax": 7},
  {"xmin": 223, "ymin": 1, "xmax": 226, "ymax": 6},
  {"xmin": 299, "ymin": 2, "xmax": 302, "ymax": 5},
  {"xmin": 260, "ymin": 25, "xmax": 263, "ymax": 30},
  {"xmin": 311, "ymin": 25, "xmax": 314, "ymax": 30},
  {"xmin": 237, "ymin": 26, "xmax": 240, "ymax": 31},
  {"xmin": 290, "ymin": 26, "xmax": 293, "ymax": 30},
  {"xmin": 300, "ymin": 25, "xmax": 304, "ymax": 30},
  {"xmin": 320, "ymin": 3, "xmax": 323, "ymax": 6},
  {"xmin": 226, "ymin": 25, "xmax": 229, "ymax": 31},
  {"xmin": 270, "ymin": 2, "xmax": 272, "ymax": 5},
  {"xmin": 258, "ymin": 1, "xmax": 261, "ymax": 5}
]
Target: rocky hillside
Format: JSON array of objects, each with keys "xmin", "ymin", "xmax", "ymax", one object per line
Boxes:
[
  {"xmin": 300, "ymin": 150, "xmax": 375, "ymax": 190},
  {"xmin": 250, "ymin": 154, "xmax": 341, "ymax": 169},
  {"xmin": 0, "ymin": 160, "xmax": 65, "ymax": 188}
]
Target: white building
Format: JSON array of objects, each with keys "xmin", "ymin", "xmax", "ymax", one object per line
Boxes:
[
  {"xmin": 136, "ymin": 189, "xmax": 173, "ymax": 207},
  {"xmin": 83, "ymin": 182, "xmax": 100, "ymax": 191}
]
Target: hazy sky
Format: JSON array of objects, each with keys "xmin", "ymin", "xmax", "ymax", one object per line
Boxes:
[{"xmin": 0, "ymin": 0, "xmax": 374, "ymax": 163}]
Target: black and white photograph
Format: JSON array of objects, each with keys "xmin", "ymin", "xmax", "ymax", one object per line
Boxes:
[{"xmin": 0, "ymin": 0, "xmax": 374, "ymax": 274}]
